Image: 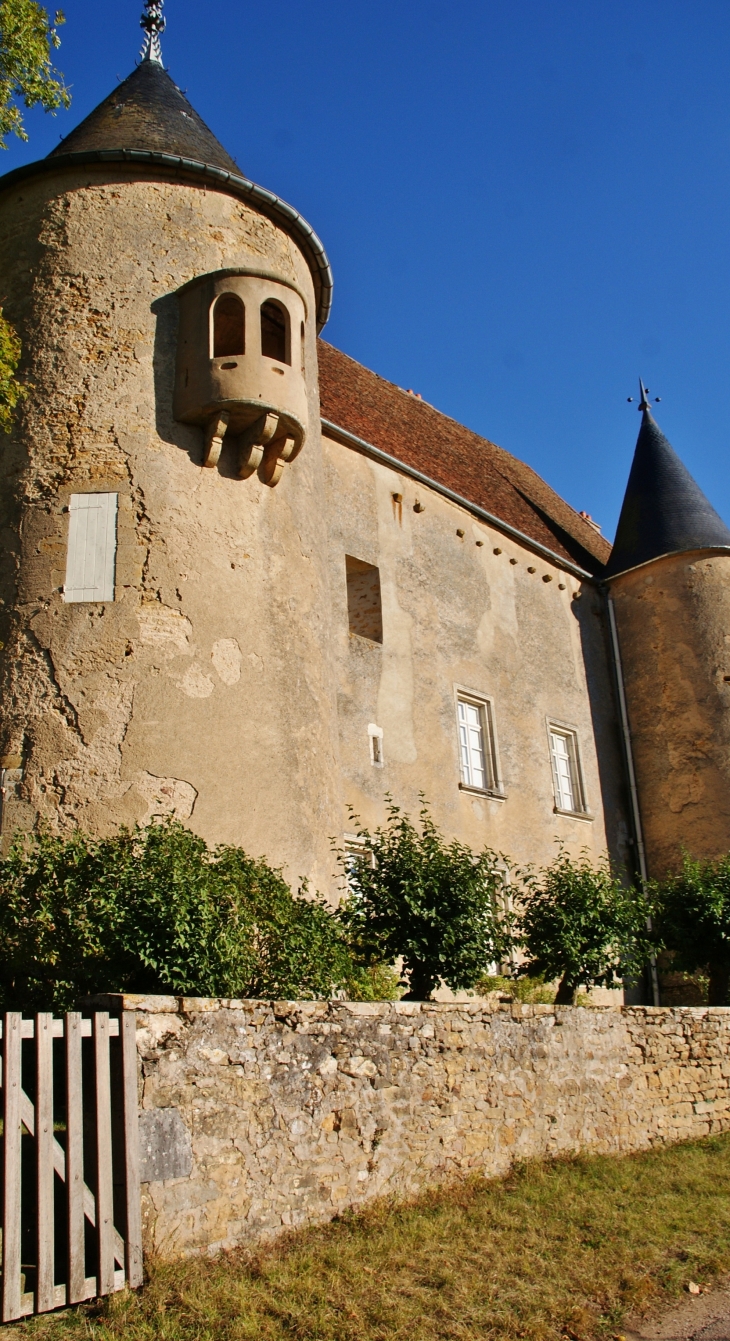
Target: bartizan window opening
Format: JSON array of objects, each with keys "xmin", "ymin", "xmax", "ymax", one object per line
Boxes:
[
  {"xmin": 211, "ymin": 292, "xmax": 245, "ymax": 358},
  {"xmin": 261, "ymin": 299, "xmax": 290, "ymax": 364},
  {"xmin": 345, "ymin": 556, "xmax": 383, "ymax": 643},
  {"xmin": 455, "ymin": 688, "xmax": 504, "ymax": 798},
  {"xmin": 547, "ymin": 721, "xmax": 591, "ymax": 818}
]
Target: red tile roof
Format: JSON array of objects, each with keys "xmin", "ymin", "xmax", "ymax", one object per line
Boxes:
[{"xmin": 317, "ymin": 341, "xmax": 610, "ymax": 575}]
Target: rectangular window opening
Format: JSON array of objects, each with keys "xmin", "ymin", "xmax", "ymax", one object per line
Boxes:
[
  {"xmin": 548, "ymin": 725, "xmax": 586, "ymax": 814},
  {"xmin": 368, "ymin": 724, "xmax": 384, "ymax": 767},
  {"xmin": 63, "ymin": 493, "xmax": 118, "ymax": 603},
  {"xmin": 346, "ymin": 556, "xmax": 383, "ymax": 643},
  {"xmin": 457, "ymin": 695, "xmax": 498, "ymax": 792}
]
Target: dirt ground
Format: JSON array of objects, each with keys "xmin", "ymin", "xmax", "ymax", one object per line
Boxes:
[{"xmin": 625, "ymin": 1277, "xmax": 730, "ymax": 1341}]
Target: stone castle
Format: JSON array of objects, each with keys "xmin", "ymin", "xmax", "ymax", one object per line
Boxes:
[{"xmin": 1, "ymin": 8, "xmax": 729, "ymax": 942}]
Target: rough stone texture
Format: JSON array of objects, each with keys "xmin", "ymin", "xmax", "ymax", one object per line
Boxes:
[
  {"xmin": 0, "ymin": 167, "xmax": 341, "ymax": 896},
  {"xmin": 109, "ymin": 995, "xmax": 730, "ymax": 1258},
  {"xmin": 610, "ymin": 551, "xmax": 730, "ymax": 876}
]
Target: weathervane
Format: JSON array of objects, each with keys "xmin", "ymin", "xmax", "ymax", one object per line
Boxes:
[
  {"xmin": 627, "ymin": 378, "xmax": 661, "ymax": 411},
  {"xmin": 140, "ymin": 0, "xmax": 165, "ymax": 64}
]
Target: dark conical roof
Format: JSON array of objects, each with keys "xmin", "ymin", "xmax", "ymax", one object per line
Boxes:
[
  {"xmin": 48, "ymin": 59, "xmax": 239, "ymax": 174},
  {"xmin": 605, "ymin": 409, "xmax": 730, "ymax": 577}
]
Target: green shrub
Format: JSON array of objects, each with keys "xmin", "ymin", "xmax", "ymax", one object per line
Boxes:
[
  {"xmin": 0, "ymin": 306, "xmax": 26, "ymax": 432},
  {"xmin": 338, "ymin": 799, "xmax": 513, "ymax": 1001},
  {"xmin": 476, "ymin": 973, "xmax": 556, "ymax": 1004},
  {"xmin": 0, "ymin": 819, "xmax": 354, "ymax": 1011},
  {"xmin": 651, "ymin": 853, "xmax": 730, "ymax": 1005},
  {"xmin": 516, "ymin": 848, "xmax": 649, "ymax": 1004}
]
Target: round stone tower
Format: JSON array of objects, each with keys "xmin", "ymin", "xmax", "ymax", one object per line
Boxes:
[
  {"xmin": 606, "ymin": 388, "xmax": 730, "ymax": 877},
  {"xmin": 0, "ymin": 15, "xmax": 342, "ymax": 894}
]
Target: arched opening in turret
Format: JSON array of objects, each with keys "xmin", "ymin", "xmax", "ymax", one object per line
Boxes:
[
  {"xmin": 212, "ymin": 293, "xmax": 245, "ymax": 358},
  {"xmin": 261, "ymin": 299, "xmax": 290, "ymax": 364}
]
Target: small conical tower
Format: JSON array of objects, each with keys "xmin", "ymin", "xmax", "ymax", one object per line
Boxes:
[
  {"xmin": 607, "ymin": 385, "xmax": 730, "ymax": 876},
  {"xmin": 0, "ymin": 5, "xmax": 341, "ymax": 894}
]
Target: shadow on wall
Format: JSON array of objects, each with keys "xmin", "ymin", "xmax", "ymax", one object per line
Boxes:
[
  {"xmin": 151, "ymin": 293, "xmax": 243, "ymax": 481},
  {"xmin": 570, "ymin": 588, "xmax": 634, "ymax": 880}
]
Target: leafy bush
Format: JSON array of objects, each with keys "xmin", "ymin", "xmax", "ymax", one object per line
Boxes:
[
  {"xmin": 651, "ymin": 853, "xmax": 730, "ymax": 1006},
  {"xmin": 476, "ymin": 973, "xmax": 556, "ymax": 1004},
  {"xmin": 338, "ymin": 800, "xmax": 512, "ymax": 1000},
  {"xmin": 0, "ymin": 820, "xmax": 354, "ymax": 1011},
  {"xmin": 516, "ymin": 848, "xmax": 649, "ymax": 1004},
  {"xmin": 0, "ymin": 306, "xmax": 26, "ymax": 432},
  {"xmin": 343, "ymin": 962, "xmax": 403, "ymax": 1002}
]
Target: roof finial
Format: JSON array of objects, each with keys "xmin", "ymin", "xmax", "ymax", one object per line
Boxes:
[
  {"xmin": 139, "ymin": 0, "xmax": 165, "ymax": 65},
  {"xmin": 627, "ymin": 378, "xmax": 661, "ymax": 411}
]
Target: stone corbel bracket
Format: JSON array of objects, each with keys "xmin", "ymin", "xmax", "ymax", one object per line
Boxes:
[{"xmin": 202, "ymin": 411, "xmax": 304, "ymax": 488}]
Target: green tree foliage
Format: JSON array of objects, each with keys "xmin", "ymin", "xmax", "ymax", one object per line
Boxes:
[
  {"xmin": 516, "ymin": 848, "xmax": 649, "ymax": 1003},
  {"xmin": 651, "ymin": 853, "xmax": 730, "ymax": 1006},
  {"xmin": 0, "ymin": 1, "xmax": 70, "ymax": 429},
  {"xmin": 0, "ymin": 305, "xmax": 25, "ymax": 431},
  {"xmin": 0, "ymin": 820, "xmax": 353, "ymax": 1011},
  {"xmin": 0, "ymin": 0, "xmax": 69, "ymax": 145},
  {"xmin": 338, "ymin": 800, "xmax": 512, "ymax": 1000}
]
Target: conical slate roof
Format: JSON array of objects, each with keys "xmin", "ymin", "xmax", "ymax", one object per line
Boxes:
[
  {"xmin": 605, "ymin": 409, "xmax": 730, "ymax": 577},
  {"xmin": 48, "ymin": 59, "xmax": 239, "ymax": 173}
]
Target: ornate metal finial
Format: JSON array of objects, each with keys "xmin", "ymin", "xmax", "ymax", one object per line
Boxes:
[
  {"xmin": 139, "ymin": 0, "xmax": 165, "ymax": 64},
  {"xmin": 627, "ymin": 378, "xmax": 661, "ymax": 410}
]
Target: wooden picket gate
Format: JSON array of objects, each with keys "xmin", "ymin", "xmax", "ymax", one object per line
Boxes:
[{"xmin": 0, "ymin": 1012, "xmax": 142, "ymax": 1322}]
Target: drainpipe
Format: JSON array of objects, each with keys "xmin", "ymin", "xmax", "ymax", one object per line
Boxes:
[{"xmin": 606, "ymin": 595, "xmax": 660, "ymax": 1006}]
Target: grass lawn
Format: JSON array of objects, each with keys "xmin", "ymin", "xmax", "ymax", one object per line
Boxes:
[{"xmin": 11, "ymin": 1133, "xmax": 730, "ymax": 1341}]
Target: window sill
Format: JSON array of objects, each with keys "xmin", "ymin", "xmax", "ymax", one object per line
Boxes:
[
  {"xmin": 459, "ymin": 783, "xmax": 507, "ymax": 801},
  {"xmin": 553, "ymin": 806, "xmax": 593, "ymax": 822}
]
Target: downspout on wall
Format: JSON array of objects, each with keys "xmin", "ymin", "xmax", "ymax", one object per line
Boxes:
[{"xmin": 606, "ymin": 594, "xmax": 660, "ymax": 1006}]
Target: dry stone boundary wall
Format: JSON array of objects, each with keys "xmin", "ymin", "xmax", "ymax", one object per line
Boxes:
[{"xmin": 104, "ymin": 995, "xmax": 730, "ymax": 1258}]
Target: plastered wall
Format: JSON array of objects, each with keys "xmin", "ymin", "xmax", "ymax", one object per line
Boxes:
[
  {"xmin": 110, "ymin": 994, "xmax": 730, "ymax": 1258},
  {"xmin": 323, "ymin": 435, "xmax": 630, "ymax": 872}
]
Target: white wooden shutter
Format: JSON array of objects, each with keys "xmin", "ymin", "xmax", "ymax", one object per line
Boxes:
[{"xmin": 63, "ymin": 493, "xmax": 118, "ymax": 603}]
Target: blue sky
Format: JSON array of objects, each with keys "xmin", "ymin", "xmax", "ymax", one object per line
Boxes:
[{"xmin": 5, "ymin": 0, "xmax": 730, "ymax": 540}]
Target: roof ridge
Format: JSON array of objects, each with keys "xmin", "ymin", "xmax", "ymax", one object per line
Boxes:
[
  {"xmin": 317, "ymin": 340, "xmax": 610, "ymax": 571},
  {"xmin": 317, "ymin": 340, "xmax": 608, "ymax": 562}
]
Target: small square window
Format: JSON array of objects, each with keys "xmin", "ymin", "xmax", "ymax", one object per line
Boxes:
[
  {"xmin": 548, "ymin": 725, "xmax": 587, "ymax": 814},
  {"xmin": 456, "ymin": 693, "xmax": 500, "ymax": 794}
]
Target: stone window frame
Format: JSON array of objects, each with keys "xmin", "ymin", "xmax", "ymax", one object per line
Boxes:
[
  {"xmin": 453, "ymin": 683, "xmax": 506, "ymax": 801},
  {"xmin": 545, "ymin": 717, "xmax": 593, "ymax": 821}
]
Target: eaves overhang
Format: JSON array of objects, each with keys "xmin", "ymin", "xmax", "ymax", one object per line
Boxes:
[
  {"xmin": 321, "ymin": 416, "xmax": 596, "ymax": 582},
  {"xmin": 0, "ymin": 148, "xmax": 334, "ymax": 332},
  {"xmin": 603, "ymin": 545, "xmax": 730, "ymax": 583}
]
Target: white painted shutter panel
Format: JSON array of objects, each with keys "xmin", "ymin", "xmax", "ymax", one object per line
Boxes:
[
  {"xmin": 550, "ymin": 731, "xmax": 575, "ymax": 811},
  {"xmin": 63, "ymin": 493, "xmax": 118, "ymax": 603}
]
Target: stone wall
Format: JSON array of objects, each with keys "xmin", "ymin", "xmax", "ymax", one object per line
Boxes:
[{"xmin": 105, "ymin": 994, "xmax": 730, "ymax": 1258}]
